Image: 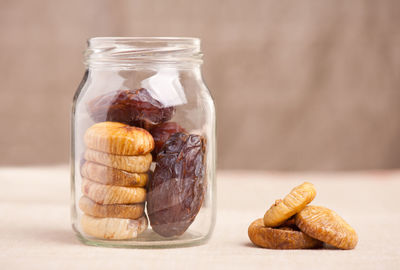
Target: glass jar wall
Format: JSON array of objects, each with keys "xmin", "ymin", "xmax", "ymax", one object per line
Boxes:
[{"xmin": 71, "ymin": 37, "xmax": 216, "ymax": 248}]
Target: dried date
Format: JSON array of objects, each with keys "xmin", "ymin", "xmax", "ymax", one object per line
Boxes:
[
  {"xmin": 87, "ymin": 88, "xmax": 175, "ymax": 128},
  {"xmin": 147, "ymin": 132, "xmax": 206, "ymax": 237},
  {"xmin": 150, "ymin": 122, "xmax": 186, "ymax": 159}
]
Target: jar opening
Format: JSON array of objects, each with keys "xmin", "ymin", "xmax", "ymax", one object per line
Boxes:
[{"xmin": 85, "ymin": 37, "xmax": 203, "ymax": 68}]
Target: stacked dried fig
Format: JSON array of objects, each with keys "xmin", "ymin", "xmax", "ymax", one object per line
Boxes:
[
  {"xmin": 248, "ymin": 182, "xmax": 358, "ymax": 250},
  {"xmin": 80, "ymin": 121, "xmax": 152, "ymax": 240},
  {"xmin": 80, "ymin": 88, "xmax": 206, "ymax": 239}
]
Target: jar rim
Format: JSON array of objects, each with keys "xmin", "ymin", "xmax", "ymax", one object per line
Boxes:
[
  {"xmin": 88, "ymin": 37, "xmax": 200, "ymax": 44},
  {"xmin": 86, "ymin": 37, "xmax": 202, "ymax": 68}
]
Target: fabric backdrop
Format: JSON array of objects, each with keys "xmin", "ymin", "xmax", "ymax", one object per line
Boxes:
[{"xmin": 0, "ymin": 0, "xmax": 399, "ymax": 170}]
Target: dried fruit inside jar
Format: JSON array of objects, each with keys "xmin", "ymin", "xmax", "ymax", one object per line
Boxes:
[
  {"xmin": 87, "ymin": 88, "xmax": 175, "ymax": 129},
  {"xmin": 79, "ymin": 121, "xmax": 154, "ymax": 240},
  {"xmin": 149, "ymin": 122, "xmax": 186, "ymax": 158},
  {"xmin": 147, "ymin": 132, "xmax": 207, "ymax": 237},
  {"xmin": 85, "ymin": 90, "xmax": 208, "ymax": 238},
  {"xmin": 72, "ymin": 37, "xmax": 216, "ymax": 247}
]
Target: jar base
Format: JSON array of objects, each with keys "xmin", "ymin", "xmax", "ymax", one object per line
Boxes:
[{"xmin": 73, "ymin": 224, "xmax": 212, "ymax": 249}]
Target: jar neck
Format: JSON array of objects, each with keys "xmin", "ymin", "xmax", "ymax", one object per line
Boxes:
[{"xmin": 85, "ymin": 37, "xmax": 203, "ymax": 69}]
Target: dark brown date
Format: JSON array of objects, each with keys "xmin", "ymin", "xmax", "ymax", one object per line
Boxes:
[
  {"xmin": 150, "ymin": 122, "xmax": 186, "ymax": 159},
  {"xmin": 147, "ymin": 132, "xmax": 206, "ymax": 237},
  {"xmin": 87, "ymin": 88, "xmax": 175, "ymax": 128}
]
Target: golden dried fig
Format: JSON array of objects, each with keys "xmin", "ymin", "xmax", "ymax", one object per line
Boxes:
[
  {"xmin": 79, "ymin": 196, "xmax": 144, "ymax": 219},
  {"xmin": 84, "ymin": 121, "xmax": 154, "ymax": 156},
  {"xmin": 264, "ymin": 182, "xmax": 316, "ymax": 227},
  {"xmin": 295, "ymin": 206, "xmax": 358, "ymax": 250},
  {"xmin": 248, "ymin": 218, "xmax": 322, "ymax": 249},
  {"xmin": 81, "ymin": 214, "xmax": 148, "ymax": 240},
  {"xmin": 80, "ymin": 161, "xmax": 148, "ymax": 187},
  {"xmin": 81, "ymin": 178, "xmax": 146, "ymax": 204},
  {"xmin": 279, "ymin": 216, "xmax": 297, "ymax": 229},
  {"xmin": 84, "ymin": 149, "xmax": 152, "ymax": 173}
]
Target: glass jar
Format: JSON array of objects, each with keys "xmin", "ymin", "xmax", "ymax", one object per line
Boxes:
[{"xmin": 71, "ymin": 37, "xmax": 216, "ymax": 248}]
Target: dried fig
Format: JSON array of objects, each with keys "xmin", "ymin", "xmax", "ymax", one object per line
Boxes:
[
  {"xmin": 81, "ymin": 214, "xmax": 148, "ymax": 240},
  {"xmin": 87, "ymin": 88, "xmax": 175, "ymax": 128},
  {"xmin": 82, "ymin": 178, "xmax": 147, "ymax": 204},
  {"xmin": 279, "ymin": 216, "xmax": 297, "ymax": 230},
  {"xmin": 79, "ymin": 196, "xmax": 144, "ymax": 219},
  {"xmin": 147, "ymin": 132, "xmax": 206, "ymax": 237},
  {"xmin": 84, "ymin": 121, "xmax": 154, "ymax": 156},
  {"xmin": 295, "ymin": 206, "xmax": 358, "ymax": 250},
  {"xmin": 81, "ymin": 161, "xmax": 148, "ymax": 187},
  {"xmin": 264, "ymin": 182, "xmax": 316, "ymax": 227},
  {"xmin": 84, "ymin": 149, "xmax": 152, "ymax": 173},
  {"xmin": 248, "ymin": 218, "xmax": 322, "ymax": 249}
]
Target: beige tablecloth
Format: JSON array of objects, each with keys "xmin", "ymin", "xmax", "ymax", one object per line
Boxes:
[{"xmin": 1, "ymin": 167, "xmax": 399, "ymax": 269}]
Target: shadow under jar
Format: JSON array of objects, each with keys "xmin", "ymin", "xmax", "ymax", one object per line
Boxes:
[{"xmin": 71, "ymin": 37, "xmax": 216, "ymax": 248}]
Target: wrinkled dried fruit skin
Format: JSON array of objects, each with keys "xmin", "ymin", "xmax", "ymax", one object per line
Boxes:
[
  {"xmin": 81, "ymin": 214, "xmax": 148, "ymax": 240},
  {"xmin": 279, "ymin": 217, "xmax": 297, "ymax": 230},
  {"xmin": 295, "ymin": 206, "xmax": 358, "ymax": 250},
  {"xmin": 84, "ymin": 121, "xmax": 154, "ymax": 155},
  {"xmin": 84, "ymin": 149, "xmax": 152, "ymax": 173},
  {"xmin": 147, "ymin": 132, "xmax": 206, "ymax": 237},
  {"xmin": 150, "ymin": 122, "xmax": 186, "ymax": 159},
  {"xmin": 264, "ymin": 182, "xmax": 316, "ymax": 227},
  {"xmin": 82, "ymin": 178, "xmax": 147, "ymax": 204},
  {"xmin": 87, "ymin": 88, "xmax": 175, "ymax": 128},
  {"xmin": 80, "ymin": 161, "xmax": 148, "ymax": 187},
  {"xmin": 79, "ymin": 196, "xmax": 145, "ymax": 219},
  {"xmin": 248, "ymin": 218, "xmax": 323, "ymax": 249}
]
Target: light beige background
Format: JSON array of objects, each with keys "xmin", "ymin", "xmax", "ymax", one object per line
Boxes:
[{"xmin": 0, "ymin": 0, "xmax": 399, "ymax": 170}]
